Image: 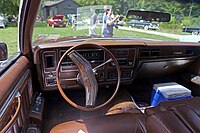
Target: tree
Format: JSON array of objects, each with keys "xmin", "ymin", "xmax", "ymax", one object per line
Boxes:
[
  {"xmin": 75, "ymin": 0, "xmax": 200, "ymax": 24},
  {"xmin": 0, "ymin": 0, "xmax": 20, "ymax": 17}
]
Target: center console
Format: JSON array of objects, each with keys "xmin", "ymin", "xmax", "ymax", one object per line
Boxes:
[{"xmin": 107, "ymin": 48, "xmax": 136, "ymax": 81}]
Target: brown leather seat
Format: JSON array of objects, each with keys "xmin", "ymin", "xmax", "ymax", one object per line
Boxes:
[
  {"xmin": 50, "ymin": 97, "xmax": 200, "ymax": 133},
  {"xmin": 147, "ymin": 111, "xmax": 192, "ymax": 133},
  {"xmin": 170, "ymin": 105, "xmax": 200, "ymax": 132},
  {"xmin": 146, "ymin": 97, "xmax": 200, "ymax": 133},
  {"xmin": 147, "ymin": 104, "xmax": 200, "ymax": 133},
  {"xmin": 145, "ymin": 97, "xmax": 200, "ymax": 116},
  {"xmin": 50, "ymin": 113, "xmax": 147, "ymax": 133}
]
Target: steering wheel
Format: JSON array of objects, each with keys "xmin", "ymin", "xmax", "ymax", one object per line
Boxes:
[{"xmin": 56, "ymin": 43, "xmax": 121, "ymax": 111}]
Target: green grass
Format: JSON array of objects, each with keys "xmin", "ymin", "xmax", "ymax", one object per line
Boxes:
[
  {"xmin": 0, "ymin": 27, "xmax": 18, "ymax": 57},
  {"xmin": 157, "ymin": 28, "xmax": 190, "ymax": 35},
  {"xmin": 1, "ymin": 22, "xmax": 179, "ymax": 57}
]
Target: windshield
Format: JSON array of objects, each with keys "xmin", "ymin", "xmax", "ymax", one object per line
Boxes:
[{"xmin": 32, "ymin": 0, "xmax": 200, "ymax": 45}]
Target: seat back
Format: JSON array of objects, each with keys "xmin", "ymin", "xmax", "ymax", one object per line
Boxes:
[
  {"xmin": 51, "ymin": 97, "xmax": 200, "ymax": 133},
  {"xmin": 50, "ymin": 113, "xmax": 147, "ymax": 133},
  {"xmin": 146, "ymin": 97, "xmax": 200, "ymax": 133}
]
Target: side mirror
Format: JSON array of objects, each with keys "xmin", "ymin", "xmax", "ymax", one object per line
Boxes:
[{"xmin": 0, "ymin": 43, "xmax": 8, "ymax": 61}]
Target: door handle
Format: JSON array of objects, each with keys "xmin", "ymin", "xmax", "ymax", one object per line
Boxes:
[{"xmin": 0, "ymin": 93, "xmax": 21, "ymax": 133}]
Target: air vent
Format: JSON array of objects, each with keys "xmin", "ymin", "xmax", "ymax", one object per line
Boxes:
[
  {"xmin": 45, "ymin": 55, "xmax": 54, "ymax": 68},
  {"xmin": 140, "ymin": 50, "xmax": 151, "ymax": 57},
  {"xmin": 151, "ymin": 49, "xmax": 160, "ymax": 56},
  {"xmin": 140, "ymin": 49, "xmax": 160, "ymax": 57},
  {"xmin": 185, "ymin": 49, "xmax": 193, "ymax": 55},
  {"xmin": 116, "ymin": 50, "xmax": 129, "ymax": 56}
]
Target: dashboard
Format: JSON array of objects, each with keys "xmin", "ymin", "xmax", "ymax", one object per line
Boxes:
[{"xmin": 33, "ymin": 40, "xmax": 200, "ymax": 91}]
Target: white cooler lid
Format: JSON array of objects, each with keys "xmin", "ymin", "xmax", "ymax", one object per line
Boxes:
[{"xmin": 153, "ymin": 82, "xmax": 191, "ymax": 99}]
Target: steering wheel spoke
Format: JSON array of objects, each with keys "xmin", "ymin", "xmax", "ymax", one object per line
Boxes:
[
  {"xmin": 93, "ymin": 58, "xmax": 113, "ymax": 72},
  {"xmin": 60, "ymin": 77, "xmax": 79, "ymax": 81}
]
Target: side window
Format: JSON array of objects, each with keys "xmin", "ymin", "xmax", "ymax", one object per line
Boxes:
[{"xmin": 0, "ymin": 0, "xmax": 20, "ymax": 69}]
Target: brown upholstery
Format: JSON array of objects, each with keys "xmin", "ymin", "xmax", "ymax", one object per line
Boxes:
[
  {"xmin": 147, "ymin": 111, "xmax": 191, "ymax": 133},
  {"xmin": 145, "ymin": 97, "xmax": 200, "ymax": 116},
  {"xmin": 147, "ymin": 104, "xmax": 200, "ymax": 133},
  {"xmin": 50, "ymin": 120, "xmax": 88, "ymax": 133},
  {"xmin": 146, "ymin": 97, "xmax": 200, "ymax": 133},
  {"xmin": 170, "ymin": 105, "xmax": 200, "ymax": 132},
  {"xmin": 50, "ymin": 113, "xmax": 147, "ymax": 133},
  {"xmin": 50, "ymin": 97, "xmax": 200, "ymax": 133}
]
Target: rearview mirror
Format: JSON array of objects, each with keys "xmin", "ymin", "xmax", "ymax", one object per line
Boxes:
[
  {"xmin": 0, "ymin": 43, "xmax": 8, "ymax": 61},
  {"xmin": 126, "ymin": 10, "xmax": 171, "ymax": 22}
]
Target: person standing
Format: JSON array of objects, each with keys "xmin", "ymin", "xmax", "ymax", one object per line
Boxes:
[
  {"xmin": 89, "ymin": 9, "xmax": 97, "ymax": 36},
  {"xmin": 102, "ymin": 5, "xmax": 108, "ymax": 35},
  {"xmin": 102, "ymin": 8, "xmax": 119, "ymax": 37},
  {"xmin": 71, "ymin": 15, "xmax": 77, "ymax": 30}
]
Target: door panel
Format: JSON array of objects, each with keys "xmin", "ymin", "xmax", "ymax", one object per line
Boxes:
[{"xmin": 0, "ymin": 56, "xmax": 33, "ymax": 132}]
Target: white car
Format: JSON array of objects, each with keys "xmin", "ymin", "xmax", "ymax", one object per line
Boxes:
[{"xmin": 0, "ymin": 16, "xmax": 8, "ymax": 28}]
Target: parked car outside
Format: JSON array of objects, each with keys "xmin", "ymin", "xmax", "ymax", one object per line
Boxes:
[
  {"xmin": 0, "ymin": 16, "xmax": 8, "ymax": 28},
  {"xmin": 117, "ymin": 21, "xmax": 126, "ymax": 26},
  {"xmin": 127, "ymin": 20, "xmax": 159, "ymax": 30},
  {"xmin": 47, "ymin": 14, "xmax": 66, "ymax": 28},
  {"xmin": 76, "ymin": 20, "xmax": 85, "ymax": 26},
  {"xmin": 83, "ymin": 19, "xmax": 90, "ymax": 26},
  {"xmin": 183, "ymin": 25, "xmax": 200, "ymax": 35}
]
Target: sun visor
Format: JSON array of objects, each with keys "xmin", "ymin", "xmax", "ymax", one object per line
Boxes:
[{"xmin": 126, "ymin": 10, "xmax": 171, "ymax": 22}]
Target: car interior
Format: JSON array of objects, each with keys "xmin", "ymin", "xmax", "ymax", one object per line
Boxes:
[{"xmin": 0, "ymin": 0, "xmax": 200, "ymax": 133}]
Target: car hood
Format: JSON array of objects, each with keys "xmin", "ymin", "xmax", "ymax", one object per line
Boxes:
[
  {"xmin": 52, "ymin": 15, "xmax": 64, "ymax": 20},
  {"xmin": 0, "ymin": 16, "xmax": 5, "ymax": 20}
]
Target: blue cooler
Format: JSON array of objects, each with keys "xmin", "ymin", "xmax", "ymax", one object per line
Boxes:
[{"xmin": 151, "ymin": 82, "xmax": 192, "ymax": 106}]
